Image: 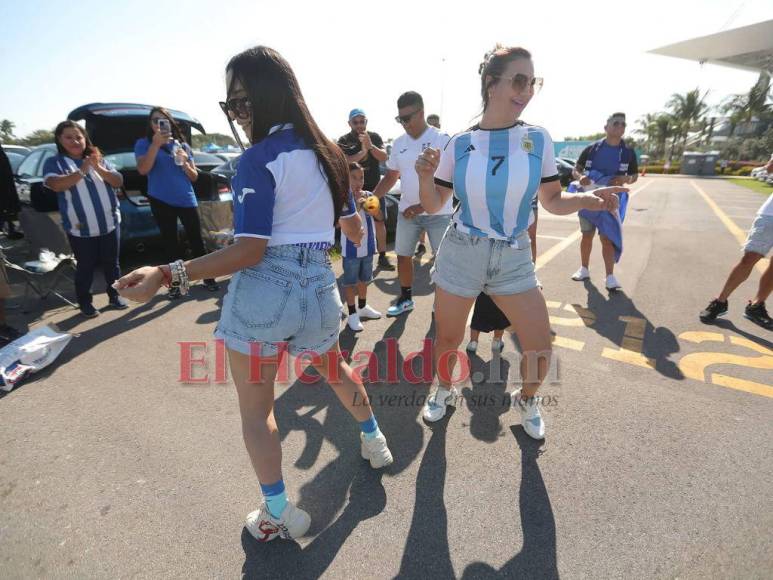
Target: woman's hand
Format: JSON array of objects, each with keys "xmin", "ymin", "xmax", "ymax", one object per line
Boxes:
[
  {"xmin": 112, "ymin": 266, "xmax": 164, "ymax": 302},
  {"xmin": 176, "ymin": 147, "xmax": 190, "ymax": 163},
  {"xmin": 584, "ymin": 186, "xmax": 626, "ymax": 212},
  {"xmin": 415, "ymin": 147, "xmax": 440, "ymax": 178},
  {"xmin": 152, "ymin": 130, "xmax": 171, "ymax": 148}
]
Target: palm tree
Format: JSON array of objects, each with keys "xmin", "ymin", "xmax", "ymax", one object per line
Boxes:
[
  {"xmin": 0, "ymin": 119, "xmax": 15, "ymax": 141},
  {"xmin": 666, "ymin": 88, "xmax": 709, "ymax": 153},
  {"xmin": 721, "ymin": 72, "xmax": 772, "ymax": 137}
]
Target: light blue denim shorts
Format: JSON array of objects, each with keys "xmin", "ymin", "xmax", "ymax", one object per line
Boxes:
[
  {"xmin": 215, "ymin": 245, "xmax": 342, "ymax": 356},
  {"xmin": 743, "ymin": 214, "xmax": 773, "ymax": 257},
  {"xmin": 431, "ymin": 226, "xmax": 538, "ymax": 298},
  {"xmin": 395, "ymin": 213, "xmax": 452, "ymax": 256}
]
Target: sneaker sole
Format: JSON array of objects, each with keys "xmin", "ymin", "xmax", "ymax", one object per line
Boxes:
[
  {"xmin": 386, "ymin": 305, "xmax": 414, "ymax": 317},
  {"xmin": 571, "ymin": 275, "xmax": 589, "ymax": 281},
  {"xmin": 700, "ymin": 311, "xmax": 727, "ymax": 323},
  {"xmin": 358, "ymin": 314, "xmax": 382, "ymax": 320},
  {"xmin": 743, "ymin": 312, "xmax": 773, "ymax": 329},
  {"xmin": 422, "ymin": 389, "xmax": 458, "ymax": 423}
]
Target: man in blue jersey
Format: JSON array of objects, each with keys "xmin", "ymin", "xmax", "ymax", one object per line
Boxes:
[{"xmin": 570, "ymin": 113, "xmax": 638, "ymax": 290}]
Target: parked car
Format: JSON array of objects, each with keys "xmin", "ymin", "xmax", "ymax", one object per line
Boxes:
[
  {"xmin": 211, "ymin": 154, "xmax": 240, "ymax": 181},
  {"xmin": 192, "ymin": 151, "xmax": 227, "ymax": 172},
  {"xmin": 212, "ymin": 152, "xmax": 241, "ymax": 163},
  {"xmin": 14, "ymin": 103, "xmax": 233, "ymax": 252},
  {"xmin": 6, "ymin": 151, "xmax": 27, "ymax": 173}
]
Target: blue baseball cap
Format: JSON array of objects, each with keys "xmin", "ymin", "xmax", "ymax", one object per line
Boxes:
[{"xmin": 349, "ymin": 108, "xmax": 366, "ymax": 120}]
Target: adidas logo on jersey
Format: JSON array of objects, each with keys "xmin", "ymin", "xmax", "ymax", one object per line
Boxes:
[{"xmin": 464, "ymin": 144, "xmax": 476, "ymax": 153}]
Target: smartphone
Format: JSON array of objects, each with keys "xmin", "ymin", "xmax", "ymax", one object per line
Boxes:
[{"xmin": 158, "ymin": 118, "xmax": 171, "ymax": 133}]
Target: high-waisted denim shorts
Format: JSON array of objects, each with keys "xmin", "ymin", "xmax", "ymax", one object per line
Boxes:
[
  {"xmin": 431, "ymin": 226, "xmax": 538, "ymax": 298},
  {"xmin": 215, "ymin": 245, "xmax": 342, "ymax": 356}
]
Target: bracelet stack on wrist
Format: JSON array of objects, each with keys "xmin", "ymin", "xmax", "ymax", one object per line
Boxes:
[{"xmin": 169, "ymin": 260, "xmax": 190, "ymax": 295}]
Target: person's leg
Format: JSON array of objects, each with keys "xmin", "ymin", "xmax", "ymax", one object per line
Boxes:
[
  {"xmin": 99, "ymin": 229, "xmax": 122, "ymax": 302},
  {"xmin": 389, "ymin": 213, "xmax": 421, "ymax": 315},
  {"xmin": 342, "ymin": 258, "xmax": 362, "ymax": 330},
  {"xmin": 343, "ymin": 285, "xmax": 357, "ymax": 311},
  {"xmin": 752, "ymin": 258, "xmax": 773, "ymax": 304},
  {"xmin": 357, "ymin": 281, "xmax": 368, "ymax": 306},
  {"xmin": 356, "ymin": 256, "xmax": 380, "ymax": 319},
  {"xmin": 148, "ymin": 197, "xmax": 180, "ymax": 264},
  {"xmin": 433, "ymin": 287, "xmax": 476, "ymax": 390},
  {"xmin": 68, "ymin": 235, "xmax": 100, "ymax": 311},
  {"xmin": 178, "ymin": 206, "xmax": 218, "ymax": 288},
  {"xmin": 490, "ymin": 289, "xmax": 552, "ymax": 399},
  {"xmin": 580, "ymin": 232, "xmax": 594, "ymax": 269},
  {"xmin": 470, "ymin": 329, "xmax": 480, "ymax": 342},
  {"xmin": 718, "ymin": 252, "xmax": 762, "ymax": 301},
  {"xmin": 599, "ymin": 235, "xmax": 616, "ymax": 276},
  {"xmin": 376, "ymin": 197, "xmax": 393, "ymax": 269},
  {"xmin": 493, "ymin": 329, "xmax": 505, "ymax": 341},
  {"xmin": 528, "ymin": 219, "xmax": 538, "ymax": 264},
  {"xmin": 397, "ymin": 256, "xmax": 413, "ymax": 288}
]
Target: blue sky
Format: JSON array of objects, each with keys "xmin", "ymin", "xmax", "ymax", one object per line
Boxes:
[{"xmin": 1, "ymin": 0, "xmax": 771, "ymax": 144}]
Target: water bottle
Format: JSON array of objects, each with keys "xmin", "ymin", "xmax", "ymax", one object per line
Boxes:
[{"xmin": 173, "ymin": 140, "xmax": 185, "ymax": 166}]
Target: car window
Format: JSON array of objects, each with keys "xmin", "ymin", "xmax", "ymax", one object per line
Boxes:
[
  {"xmin": 37, "ymin": 149, "xmax": 57, "ymax": 175},
  {"xmin": 104, "ymin": 152, "xmax": 137, "ymax": 171},
  {"xmin": 193, "ymin": 152, "xmax": 223, "ymax": 165},
  {"xmin": 7, "ymin": 152, "xmax": 25, "ymax": 173},
  {"xmin": 17, "ymin": 150, "xmax": 44, "ymax": 177}
]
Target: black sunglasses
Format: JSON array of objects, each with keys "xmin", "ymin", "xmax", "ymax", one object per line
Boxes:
[
  {"xmin": 611, "ymin": 120, "xmax": 627, "ymax": 128},
  {"xmin": 395, "ymin": 109, "xmax": 422, "ymax": 124},
  {"xmin": 219, "ymin": 97, "xmax": 251, "ymax": 120},
  {"xmin": 494, "ymin": 74, "xmax": 544, "ymax": 94}
]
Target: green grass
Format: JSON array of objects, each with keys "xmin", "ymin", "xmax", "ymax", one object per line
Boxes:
[{"xmin": 725, "ymin": 178, "xmax": 773, "ymax": 195}]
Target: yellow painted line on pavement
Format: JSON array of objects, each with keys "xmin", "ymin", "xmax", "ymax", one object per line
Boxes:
[
  {"xmin": 537, "ymin": 234, "xmax": 568, "ymax": 240},
  {"xmin": 690, "ymin": 180, "xmax": 765, "ymax": 274},
  {"xmin": 552, "ymin": 335, "xmax": 585, "ymax": 351},
  {"xmin": 710, "ymin": 374, "xmax": 773, "ymax": 399}
]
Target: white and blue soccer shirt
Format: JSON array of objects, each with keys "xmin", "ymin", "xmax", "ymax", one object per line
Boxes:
[
  {"xmin": 434, "ymin": 122, "xmax": 559, "ymax": 240},
  {"xmin": 341, "ymin": 191, "xmax": 377, "ymax": 259},
  {"xmin": 232, "ymin": 124, "xmax": 356, "ymax": 246},
  {"xmin": 42, "ymin": 155, "xmax": 121, "ymax": 238}
]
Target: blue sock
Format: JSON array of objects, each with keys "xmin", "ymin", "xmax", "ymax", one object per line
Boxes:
[
  {"xmin": 260, "ymin": 479, "xmax": 287, "ymax": 519},
  {"xmin": 360, "ymin": 415, "xmax": 381, "ymax": 441}
]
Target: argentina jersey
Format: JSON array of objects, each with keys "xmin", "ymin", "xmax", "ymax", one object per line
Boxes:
[
  {"xmin": 42, "ymin": 155, "xmax": 121, "ymax": 238},
  {"xmin": 434, "ymin": 123, "xmax": 559, "ymax": 240},
  {"xmin": 341, "ymin": 191, "xmax": 377, "ymax": 259}
]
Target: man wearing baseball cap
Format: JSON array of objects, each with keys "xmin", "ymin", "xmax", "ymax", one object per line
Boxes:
[
  {"xmin": 570, "ymin": 112, "xmax": 638, "ymax": 291},
  {"xmin": 338, "ymin": 109, "xmax": 393, "ymax": 270}
]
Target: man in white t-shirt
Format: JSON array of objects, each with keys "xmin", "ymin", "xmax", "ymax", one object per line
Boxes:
[
  {"xmin": 373, "ymin": 91, "xmax": 451, "ymax": 316},
  {"xmin": 700, "ymin": 189, "xmax": 772, "ymax": 329}
]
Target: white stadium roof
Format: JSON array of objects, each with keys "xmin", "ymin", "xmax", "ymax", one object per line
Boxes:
[{"xmin": 649, "ymin": 19, "xmax": 773, "ymax": 73}]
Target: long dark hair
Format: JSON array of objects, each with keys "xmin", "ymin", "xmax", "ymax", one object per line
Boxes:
[
  {"xmin": 145, "ymin": 107, "xmax": 187, "ymax": 144},
  {"xmin": 478, "ymin": 45, "xmax": 532, "ymax": 112},
  {"xmin": 226, "ymin": 46, "xmax": 348, "ymax": 220},
  {"xmin": 54, "ymin": 120, "xmax": 98, "ymax": 158}
]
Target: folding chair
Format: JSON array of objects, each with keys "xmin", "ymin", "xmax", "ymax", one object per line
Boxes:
[{"xmin": 0, "ymin": 249, "xmax": 78, "ymax": 313}]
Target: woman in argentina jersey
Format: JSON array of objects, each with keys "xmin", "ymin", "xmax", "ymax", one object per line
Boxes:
[
  {"xmin": 416, "ymin": 45, "xmax": 626, "ymax": 439},
  {"xmin": 114, "ymin": 46, "xmax": 393, "ymax": 543}
]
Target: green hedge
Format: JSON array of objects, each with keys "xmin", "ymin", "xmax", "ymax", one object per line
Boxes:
[{"xmin": 642, "ymin": 164, "xmax": 681, "ymax": 174}]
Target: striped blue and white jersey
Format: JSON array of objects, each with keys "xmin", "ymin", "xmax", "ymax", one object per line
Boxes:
[
  {"xmin": 42, "ymin": 155, "xmax": 121, "ymax": 238},
  {"xmin": 434, "ymin": 122, "xmax": 559, "ymax": 240},
  {"xmin": 341, "ymin": 191, "xmax": 377, "ymax": 259}
]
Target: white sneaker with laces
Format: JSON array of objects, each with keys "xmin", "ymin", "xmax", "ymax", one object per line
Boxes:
[
  {"xmin": 466, "ymin": 340, "xmax": 478, "ymax": 353},
  {"xmin": 422, "ymin": 386, "xmax": 459, "ymax": 423},
  {"xmin": 571, "ymin": 266, "xmax": 590, "ymax": 281},
  {"xmin": 605, "ymin": 274, "xmax": 621, "ymax": 290},
  {"xmin": 245, "ymin": 501, "xmax": 311, "ymax": 542},
  {"xmin": 358, "ymin": 304, "xmax": 382, "ymax": 320},
  {"xmin": 347, "ymin": 312, "xmax": 364, "ymax": 331},
  {"xmin": 360, "ymin": 432, "xmax": 394, "ymax": 468},
  {"xmin": 511, "ymin": 388, "xmax": 546, "ymax": 440},
  {"xmin": 491, "ymin": 339, "xmax": 505, "ymax": 353}
]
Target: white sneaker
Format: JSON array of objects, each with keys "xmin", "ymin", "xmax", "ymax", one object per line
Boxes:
[
  {"xmin": 358, "ymin": 304, "xmax": 382, "ymax": 320},
  {"xmin": 491, "ymin": 339, "xmax": 505, "ymax": 353},
  {"xmin": 511, "ymin": 388, "xmax": 545, "ymax": 440},
  {"xmin": 347, "ymin": 312, "xmax": 364, "ymax": 331},
  {"xmin": 605, "ymin": 274, "xmax": 621, "ymax": 290},
  {"xmin": 536, "ymin": 278, "xmax": 543, "ymax": 290},
  {"xmin": 360, "ymin": 432, "xmax": 394, "ymax": 468},
  {"xmin": 571, "ymin": 267, "xmax": 590, "ymax": 281},
  {"xmin": 466, "ymin": 340, "xmax": 478, "ymax": 353},
  {"xmin": 422, "ymin": 386, "xmax": 459, "ymax": 423},
  {"xmin": 245, "ymin": 500, "xmax": 311, "ymax": 542}
]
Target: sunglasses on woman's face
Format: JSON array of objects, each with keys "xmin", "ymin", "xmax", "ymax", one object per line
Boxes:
[
  {"xmin": 219, "ymin": 97, "xmax": 251, "ymax": 119},
  {"xmin": 495, "ymin": 74, "xmax": 544, "ymax": 94},
  {"xmin": 395, "ymin": 109, "xmax": 422, "ymax": 125}
]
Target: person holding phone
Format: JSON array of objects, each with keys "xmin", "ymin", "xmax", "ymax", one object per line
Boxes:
[
  {"xmin": 42, "ymin": 121, "xmax": 127, "ymax": 318},
  {"xmin": 415, "ymin": 45, "xmax": 625, "ymax": 439},
  {"xmin": 114, "ymin": 46, "xmax": 394, "ymax": 543},
  {"xmin": 135, "ymin": 108, "xmax": 219, "ymax": 297}
]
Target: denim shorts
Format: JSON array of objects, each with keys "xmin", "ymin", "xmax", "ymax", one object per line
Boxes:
[
  {"xmin": 395, "ymin": 213, "xmax": 451, "ymax": 256},
  {"xmin": 342, "ymin": 255, "xmax": 374, "ymax": 286},
  {"xmin": 215, "ymin": 245, "xmax": 342, "ymax": 356},
  {"xmin": 743, "ymin": 214, "xmax": 773, "ymax": 256},
  {"xmin": 431, "ymin": 226, "xmax": 538, "ymax": 298}
]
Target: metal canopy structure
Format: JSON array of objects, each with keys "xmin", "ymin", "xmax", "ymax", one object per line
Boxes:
[{"xmin": 649, "ymin": 19, "xmax": 773, "ymax": 73}]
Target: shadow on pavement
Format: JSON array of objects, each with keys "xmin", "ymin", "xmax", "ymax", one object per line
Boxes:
[
  {"xmin": 461, "ymin": 428, "xmax": 558, "ymax": 580},
  {"xmin": 462, "ymin": 351, "xmax": 513, "ymax": 443},
  {"xmin": 583, "ymin": 280, "xmax": 683, "ymax": 380}
]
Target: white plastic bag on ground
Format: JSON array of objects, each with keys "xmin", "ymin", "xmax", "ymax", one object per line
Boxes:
[{"xmin": 0, "ymin": 325, "xmax": 73, "ymax": 392}]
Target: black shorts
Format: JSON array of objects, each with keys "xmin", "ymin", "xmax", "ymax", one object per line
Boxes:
[{"xmin": 471, "ymin": 293, "xmax": 510, "ymax": 332}]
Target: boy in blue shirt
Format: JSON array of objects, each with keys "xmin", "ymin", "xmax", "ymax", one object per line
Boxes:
[{"xmin": 341, "ymin": 163, "xmax": 382, "ymax": 331}]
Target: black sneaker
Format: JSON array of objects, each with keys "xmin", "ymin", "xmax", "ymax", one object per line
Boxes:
[
  {"xmin": 203, "ymin": 279, "xmax": 220, "ymax": 292},
  {"xmin": 699, "ymin": 299, "xmax": 728, "ymax": 323},
  {"xmin": 415, "ymin": 243, "xmax": 426, "ymax": 256},
  {"xmin": 0, "ymin": 324, "xmax": 23, "ymax": 342},
  {"xmin": 80, "ymin": 304, "xmax": 99, "ymax": 318},
  {"xmin": 109, "ymin": 296, "xmax": 129, "ymax": 310},
  {"xmin": 744, "ymin": 302, "xmax": 772, "ymax": 330},
  {"xmin": 377, "ymin": 255, "xmax": 395, "ymax": 271}
]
